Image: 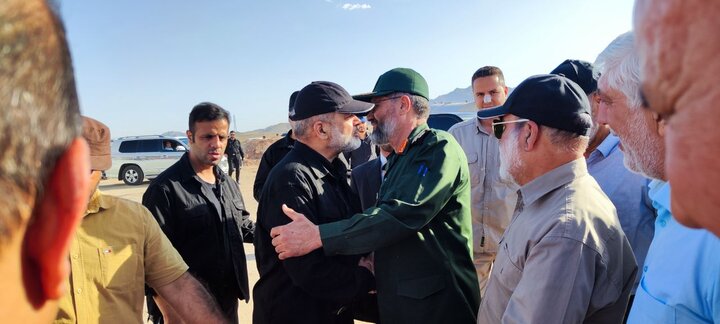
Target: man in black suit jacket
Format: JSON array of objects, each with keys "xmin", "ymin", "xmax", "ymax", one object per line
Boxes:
[{"xmin": 350, "ymin": 144, "xmax": 392, "ymax": 210}]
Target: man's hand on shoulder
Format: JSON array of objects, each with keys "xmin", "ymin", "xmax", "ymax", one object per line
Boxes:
[{"xmin": 270, "ymin": 204, "xmax": 322, "ymax": 259}]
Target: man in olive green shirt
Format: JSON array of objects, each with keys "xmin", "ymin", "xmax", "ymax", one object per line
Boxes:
[
  {"xmin": 55, "ymin": 117, "xmax": 227, "ymax": 324},
  {"xmin": 271, "ymin": 68, "xmax": 479, "ymax": 324},
  {"xmin": 476, "ymin": 75, "xmax": 637, "ymax": 323}
]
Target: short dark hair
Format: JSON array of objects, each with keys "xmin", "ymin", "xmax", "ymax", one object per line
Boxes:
[
  {"xmin": 188, "ymin": 102, "xmax": 230, "ymax": 134},
  {"xmin": 0, "ymin": 0, "xmax": 81, "ymax": 249},
  {"xmin": 471, "ymin": 66, "xmax": 506, "ymax": 86}
]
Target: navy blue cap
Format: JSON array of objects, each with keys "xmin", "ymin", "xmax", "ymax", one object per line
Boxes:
[
  {"xmin": 477, "ymin": 74, "xmax": 592, "ymax": 136},
  {"xmin": 550, "ymin": 59, "xmax": 597, "ymax": 95},
  {"xmin": 290, "ymin": 81, "xmax": 374, "ymax": 121}
]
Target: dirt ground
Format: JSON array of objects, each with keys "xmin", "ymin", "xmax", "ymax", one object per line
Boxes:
[{"xmin": 100, "ymin": 164, "xmax": 260, "ymax": 323}]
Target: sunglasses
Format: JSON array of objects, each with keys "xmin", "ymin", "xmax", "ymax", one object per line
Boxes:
[{"xmin": 491, "ymin": 118, "xmax": 529, "ymax": 139}]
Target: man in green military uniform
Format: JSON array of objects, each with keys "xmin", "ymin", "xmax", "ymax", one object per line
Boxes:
[{"xmin": 270, "ymin": 68, "xmax": 479, "ymax": 323}]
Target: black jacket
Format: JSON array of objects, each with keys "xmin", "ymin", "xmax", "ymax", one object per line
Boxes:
[
  {"xmin": 225, "ymin": 138, "xmax": 245, "ymax": 159},
  {"xmin": 142, "ymin": 153, "xmax": 255, "ymax": 300},
  {"xmin": 350, "ymin": 158, "xmax": 383, "ymax": 210},
  {"xmin": 253, "ymin": 141, "xmax": 374, "ymax": 324},
  {"xmin": 253, "ymin": 131, "xmax": 295, "ymax": 201}
]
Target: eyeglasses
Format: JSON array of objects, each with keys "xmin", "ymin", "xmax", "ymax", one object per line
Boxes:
[{"xmin": 491, "ymin": 118, "xmax": 529, "ymax": 139}]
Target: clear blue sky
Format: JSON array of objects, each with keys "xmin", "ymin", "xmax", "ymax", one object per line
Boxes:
[{"xmin": 60, "ymin": 0, "xmax": 633, "ymax": 138}]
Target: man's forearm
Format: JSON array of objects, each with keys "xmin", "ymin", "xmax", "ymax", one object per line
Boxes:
[{"xmin": 155, "ymin": 272, "xmax": 228, "ymax": 324}]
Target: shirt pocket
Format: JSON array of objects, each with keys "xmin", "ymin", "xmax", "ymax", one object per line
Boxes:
[
  {"xmin": 466, "ymin": 152, "xmax": 486, "ymax": 187},
  {"xmin": 182, "ymin": 204, "xmax": 213, "ymax": 235},
  {"xmin": 494, "ymin": 240, "xmax": 523, "ymax": 293},
  {"xmin": 628, "ymin": 283, "xmax": 677, "ymax": 323},
  {"xmin": 98, "ymin": 243, "xmax": 141, "ymax": 292}
]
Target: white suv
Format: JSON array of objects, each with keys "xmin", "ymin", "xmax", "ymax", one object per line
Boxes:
[
  {"xmin": 108, "ymin": 135, "xmax": 231, "ymax": 185},
  {"xmin": 108, "ymin": 135, "xmax": 188, "ymax": 185}
]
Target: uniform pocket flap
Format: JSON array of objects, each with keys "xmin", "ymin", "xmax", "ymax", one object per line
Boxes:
[
  {"xmin": 465, "ymin": 151, "xmax": 479, "ymax": 164},
  {"xmin": 397, "ymin": 275, "xmax": 446, "ymax": 299}
]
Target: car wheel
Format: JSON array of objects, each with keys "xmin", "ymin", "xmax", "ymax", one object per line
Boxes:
[{"xmin": 122, "ymin": 165, "xmax": 144, "ymax": 185}]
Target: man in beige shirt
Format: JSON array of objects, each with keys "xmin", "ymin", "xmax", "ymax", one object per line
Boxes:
[
  {"xmin": 55, "ymin": 117, "xmax": 228, "ymax": 324},
  {"xmin": 448, "ymin": 66, "xmax": 517, "ymax": 295},
  {"xmin": 476, "ymin": 74, "xmax": 637, "ymax": 323}
]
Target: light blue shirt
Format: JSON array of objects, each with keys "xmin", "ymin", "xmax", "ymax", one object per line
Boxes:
[
  {"xmin": 627, "ymin": 180, "xmax": 720, "ymax": 323},
  {"xmin": 586, "ymin": 134, "xmax": 655, "ymax": 291}
]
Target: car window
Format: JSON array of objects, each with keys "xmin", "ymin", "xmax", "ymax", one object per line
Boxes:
[
  {"xmin": 119, "ymin": 140, "xmax": 140, "ymax": 153},
  {"xmin": 139, "ymin": 139, "xmax": 163, "ymax": 152}
]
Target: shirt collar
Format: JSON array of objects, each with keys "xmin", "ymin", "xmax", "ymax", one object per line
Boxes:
[
  {"xmin": 397, "ymin": 123, "xmax": 430, "ymax": 155},
  {"xmin": 285, "ymin": 130, "xmax": 296, "ymax": 147},
  {"xmin": 293, "ymin": 141, "xmax": 344, "ymax": 181},
  {"xmin": 474, "ymin": 118, "xmax": 490, "ymax": 136},
  {"xmin": 648, "ymin": 179, "xmax": 671, "ymax": 219},
  {"xmin": 520, "ymin": 158, "xmax": 589, "ymax": 206},
  {"xmin": 178, "ymin": 153, "xmax": 225, "ymax": 184},
  {"xmin": 85, "ymin": 189, "xmax": 111, "ymax": 217},
  {"xmin": 595, "ymin": 133, "xmax": 620, "ymax": 157}
]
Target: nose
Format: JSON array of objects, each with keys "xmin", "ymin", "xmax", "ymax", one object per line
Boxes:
[
  {"xmin": 367, "ymin": 109, "xmax": 376, "ymax": 122},
  {"xmin": 483, "ymin": 94, "xmax": 492, "ymax": 104}
]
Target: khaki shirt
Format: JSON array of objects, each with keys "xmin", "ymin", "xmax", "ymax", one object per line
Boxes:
[
  {"xmin": 448, "ymin": 119, "xmax": 517, "ymax": 258},
  {"xmin": 478, "ymin": 159, "xmax": 637, "ymax": 324},
  {"xmin": 55, "ymin": 190, "xmax": 188, "ymax": 324}
]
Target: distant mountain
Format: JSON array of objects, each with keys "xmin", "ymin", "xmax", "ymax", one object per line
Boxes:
[{"xmin": 430, "ymin": 86, "xmax": 472, "ymax": 105}]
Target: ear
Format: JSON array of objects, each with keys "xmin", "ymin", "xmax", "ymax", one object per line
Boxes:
[
  {"xmin": 314, "ymin": 120, "xmax": 329, "ymax": 140},
  {"xmin": 524, "ymin": 121, "xmax": 540, "ymax": 151},
  {"xmin": 185, "ymin": 130, "xmax": 193, "ymax": 143},
  {"xmin": 24, "ymin": 138, "xmax": 90, "ymax": 301},
  {"xmin": 398, "ymin": 95, "xmax": 412, "ymax": 115},
  {"xmin": 503, "ymin": 86, "xmax": 509, "ymax": 96}
]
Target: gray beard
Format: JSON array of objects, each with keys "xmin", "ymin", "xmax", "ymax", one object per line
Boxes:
[{"xmin": 370, "ymin": 116, "xmax": 397, "ymax": 145}]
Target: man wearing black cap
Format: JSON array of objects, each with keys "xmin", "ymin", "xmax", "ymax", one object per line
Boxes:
[
  {"xmin": 56, "ymin": 117, "xmax": 227, "ymax": 324},
  {"xmin": 253, "ymin": 91, "xmax": 299, "ymax": 201},
  {"xmin": 551, "ymin": 59, "xmax": 655, "ymax": 300},
  {"xmin": 475, "ymin": 74, "xmax": 637, "ymax": 323},
  {"xmin": 271, "ymin": 68, "xmax": 479, "ymax": 323},
  {"xmin": 253, "ymin": 81, "xmax": 376, "ymax": 323}
]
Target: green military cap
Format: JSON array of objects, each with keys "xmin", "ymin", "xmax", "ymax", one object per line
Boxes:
[{"xmin": 354, "ymin": 67, "xmax": 429, "ymax": 101}]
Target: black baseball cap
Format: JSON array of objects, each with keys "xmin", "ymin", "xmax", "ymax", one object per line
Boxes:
[
  {"xmin": 289, "ymin": 81, "xmax": 374, "ymax": 121},
  {"xmin": 549, "ymin": 59, "xmax": 597, "ymax": 95},
  {"xmin": 353, "ymin": 68, "xmax": 430, "ymax": 101},
  {"xmin": 477, "ymin": 74, "xmax": 592, "ymax": 136}
]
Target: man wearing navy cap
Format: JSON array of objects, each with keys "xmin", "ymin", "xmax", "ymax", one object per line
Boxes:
[
  {"xmin": 253, "ymin": 81, "xmax": 377, "ymax": 323},
  {"xmin": 270, "ymin": 68, "xmax": 479, "ymax": 323},
  {"xmin": 476, "ymin": 74, "xmax": 637, "ymax": 323}
]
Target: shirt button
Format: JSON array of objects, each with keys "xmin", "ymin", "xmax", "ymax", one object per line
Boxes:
[
  {"xmin": 76, "ymin": 288, "xmax": 82, "ymax": 294},
  {"xmin": 72, "ymin": 254, "xmax": 79, "ymax": 259},
  {"xmin": 643, "ymin": 266, "xmax": 648, "ymax": 272},
  {"xmin": 659, "ymin": 220, "xmax": 667, "ymax": 227}
]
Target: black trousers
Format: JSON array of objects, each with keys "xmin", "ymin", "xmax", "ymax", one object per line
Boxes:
[{"xmin": 227, "ymin": 155, "xmax": 242, "ymax": 182}]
